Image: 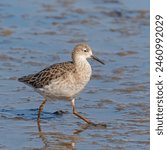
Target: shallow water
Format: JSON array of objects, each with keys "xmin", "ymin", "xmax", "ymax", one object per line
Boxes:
[{"xmin": 0, "ymin": 0, "xmax": 149, "ymax": 150}]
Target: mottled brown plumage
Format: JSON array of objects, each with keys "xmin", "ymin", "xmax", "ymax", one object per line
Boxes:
[{"xmin": 18, "ymin": 61, "xmax": 75, "ymax": 88}]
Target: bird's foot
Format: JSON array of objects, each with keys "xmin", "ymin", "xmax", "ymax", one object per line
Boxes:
[
  {"xmin": 88, "ymin": 122, "xmax": 107, "ymax": 128},
  {"xmin": 53, "ymin": 110, "xmax": 68, "ymax": 115}
]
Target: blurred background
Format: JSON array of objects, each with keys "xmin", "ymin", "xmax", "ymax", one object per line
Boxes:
[{"xmin": 0, "ymin": 0, "xmax": 149, "ymax": 149}]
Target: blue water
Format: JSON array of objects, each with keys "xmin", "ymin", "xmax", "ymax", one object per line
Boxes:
[{"xmin": 0, "ymin": 0, "xmax": 149, "ymax": 149}]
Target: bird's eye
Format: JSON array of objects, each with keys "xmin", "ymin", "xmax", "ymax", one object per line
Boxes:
[{"xmin": 83, "ymin": 48, "xmax": 87, "ymax": 52}]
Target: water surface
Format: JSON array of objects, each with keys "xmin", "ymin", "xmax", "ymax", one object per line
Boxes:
[{"xmin": 0, "ymin": 0, "xmax": 149, "ymax": 149}]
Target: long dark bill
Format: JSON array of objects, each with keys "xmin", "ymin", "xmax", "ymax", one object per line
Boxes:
[{"xmin": 91, "ymin": 55, "xmax": 105, "ymax": 65}]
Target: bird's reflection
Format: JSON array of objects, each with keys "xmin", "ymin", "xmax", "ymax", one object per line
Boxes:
[
  {"xmin": 37, "ymin": 121, "xmax": 79, "ymax": 150},
  {"xmin": 37, "ymin": 115, "xmax": 107, "ymax": 149}
]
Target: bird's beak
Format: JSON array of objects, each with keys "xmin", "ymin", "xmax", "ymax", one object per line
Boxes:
[{"xmin": 91, "ymin": 55, "xmax": 105, "ymax": 65}]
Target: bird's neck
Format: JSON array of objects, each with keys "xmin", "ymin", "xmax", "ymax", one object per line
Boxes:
[
  {"xmin": 73, "ymin": 56, "xmax": 92, "ymax": 74},
  {"xmin": 73, "ymin": 57, "xmax": 92, "ymax": 83}
]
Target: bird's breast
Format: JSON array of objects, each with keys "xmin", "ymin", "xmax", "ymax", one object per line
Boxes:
[{"xmin": 75, "ymin": 61, "xmax": 92, "ymax": 85}]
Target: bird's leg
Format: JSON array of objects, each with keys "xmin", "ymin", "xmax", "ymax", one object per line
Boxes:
[
  {"xmin": 71, "ymin": 98, "xmax": 93, "ymax": 124},
  {"xmin": 37, "ymin": 99, "xmax": 47, "ymax": 131}
]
